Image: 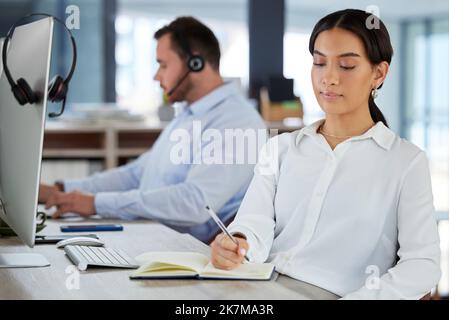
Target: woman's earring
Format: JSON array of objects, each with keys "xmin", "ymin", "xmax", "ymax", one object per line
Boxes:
[{"xmin": 371, "ymin": 87, "xmax": 378, "ymax": 99}]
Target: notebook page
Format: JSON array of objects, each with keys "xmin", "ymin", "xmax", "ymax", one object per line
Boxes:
[
  {"xmin": 135, "ymin": 251, "xmax": 210, "ymax": 274},
  {"xmin": 201, "ymin": 261, "xmax": 275, "ymax": 279}
]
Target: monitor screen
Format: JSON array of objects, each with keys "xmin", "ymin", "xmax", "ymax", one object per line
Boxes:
[{"xmin": 0, "ymin": 17, "xmax": 53, "ymax": 248}]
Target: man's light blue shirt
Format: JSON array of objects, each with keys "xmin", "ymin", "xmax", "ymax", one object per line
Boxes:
[{"xmin": 63, "ymin": 81, "xmax": 267, "ymax": 242}]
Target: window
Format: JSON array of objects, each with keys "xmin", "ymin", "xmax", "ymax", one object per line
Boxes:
[
  {"xmin": 115, "ymin": 5, "xmax": 248, "ymax": 115},
  {"xmin": 402, "ymin": 18, "xmax": 449, "ymax": 214},
  {"xmin": 115, "ymin": 15, "xmax": 163, "ymax": 114},
  {"xmin": 283, "ymin": 30, "xmax": 324, "ymax": 125}
]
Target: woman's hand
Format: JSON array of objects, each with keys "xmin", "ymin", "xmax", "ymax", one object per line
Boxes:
[{"xmin": 210, "ymin": 232, "xmax": 249, "ymax": 270}]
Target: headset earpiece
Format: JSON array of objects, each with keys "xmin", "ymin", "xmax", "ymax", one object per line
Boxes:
[
  {"xmin": 48, "ymin": 75, "xmax": 67, "ymax": 102},
  {"xmin": 14, "ymin": 78, "xmax": 38, "ymax": 105},
  {"xmin": 188, "ymin": 55, "xmax": 205, "ymax": 72},
  {"xmin": 2, "ymin": 14, "xmax": 76, "ymax": 118}
]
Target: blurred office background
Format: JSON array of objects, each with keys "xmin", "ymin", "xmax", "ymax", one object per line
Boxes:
[{"xmin": 0, "ymin": 0, "xmax": 449, "ymax": 295}]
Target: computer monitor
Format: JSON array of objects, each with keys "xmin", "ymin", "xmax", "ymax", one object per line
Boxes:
[
  {"xmin": 0, "ymin": 17, "xmax": 54, "ymax": 267},
  {"xmin": 0, "ymin": 38, "xmax": 4, "ymax": 76}
]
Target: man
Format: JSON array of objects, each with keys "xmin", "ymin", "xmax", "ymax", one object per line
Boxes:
[{"xmin": 39, "ymin": 16, "xmax": 266, "ymax": 243}]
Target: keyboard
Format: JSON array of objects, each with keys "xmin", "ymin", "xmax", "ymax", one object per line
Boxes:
[{"xmin": 64, "ymin": 245, "xmax": 139, "ymax": 271}]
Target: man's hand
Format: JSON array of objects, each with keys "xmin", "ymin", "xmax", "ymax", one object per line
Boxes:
[
  {"xmin": 45, "ymin": 191, "xmax": 96, "ymax": 218},
  {"xmin": 38, "ymin": 183, "xmax": 59, "ymax": 204}
]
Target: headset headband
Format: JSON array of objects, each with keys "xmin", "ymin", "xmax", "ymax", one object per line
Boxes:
[{"xmin": 2, "ymin": 13, "xmax": 77, "ymax": 88}]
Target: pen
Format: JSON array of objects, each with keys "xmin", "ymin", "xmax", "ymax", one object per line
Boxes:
[{"xmin": 205, "ymin": 205, "xmax": 250, "ymax": 262}]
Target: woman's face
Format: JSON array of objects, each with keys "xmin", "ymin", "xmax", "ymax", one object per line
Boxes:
[{"xmin": 311, "ymin": 27, "xmax": 383, "ymax": 116}]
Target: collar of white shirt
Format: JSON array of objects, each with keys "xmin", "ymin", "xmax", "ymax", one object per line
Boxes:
[{"xmin": 297, "ymin": 119, "xmax": 396, "ymax": 151}]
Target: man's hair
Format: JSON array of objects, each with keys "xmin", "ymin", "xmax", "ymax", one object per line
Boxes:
[{"xmin": 154, "ymin": 16, "xmax": 221, "ymax": 70}]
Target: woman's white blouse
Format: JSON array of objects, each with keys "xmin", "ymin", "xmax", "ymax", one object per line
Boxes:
[{"xmin": 228, "ymin": 120, "xmax": 441, "ymax": 299}]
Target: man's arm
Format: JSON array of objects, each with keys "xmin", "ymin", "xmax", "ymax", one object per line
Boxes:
[
  {"xmin": 62, "ymin": 151, "xmax": 149, "ymax": 194},
  {"xmin": 94, "ymin": 159, "xmax": 255, "ymax": 224},
  {"xmin": 41, "ymin": 151, "xmax": 149, "ymax": 209},
  {"xmin": 94, "ymin": 119, "xmax": 268, "ymax": 223}
]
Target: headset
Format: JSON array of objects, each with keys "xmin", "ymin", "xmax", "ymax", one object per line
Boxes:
[
  {"xmin": 2, "ymin": 13, "xmax": 77, "ymax": 118},
  {"xmin": 166, "ymin": 26, "xmax": 205, "ymax": 97}
]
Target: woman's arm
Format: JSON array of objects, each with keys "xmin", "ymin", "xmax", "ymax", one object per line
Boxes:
[{"xmin": 226, "ymin": 135, "xmax": 288, "ymax": 263}]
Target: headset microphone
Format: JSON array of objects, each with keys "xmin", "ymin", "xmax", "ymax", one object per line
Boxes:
[{"xmin": 167, "ymin": 70, "xmax": 190, "ymax": 96}]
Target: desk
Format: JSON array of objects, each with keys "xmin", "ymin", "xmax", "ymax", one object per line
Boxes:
[{"xmin": 0, "ymin": 219, "xmax": 336, "ymax": 299}]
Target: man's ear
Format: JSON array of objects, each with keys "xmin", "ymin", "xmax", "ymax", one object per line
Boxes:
[{"xmin": 373, "ymin": 61, "xmax": 389, "ymax": 88}]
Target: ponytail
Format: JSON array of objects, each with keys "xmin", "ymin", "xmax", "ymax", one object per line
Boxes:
[{"xmin": 368, "ymin": 95, "xmax": 388, "ymax": 127}]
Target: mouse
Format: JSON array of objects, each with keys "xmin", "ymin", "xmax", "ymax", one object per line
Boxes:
[{"xmin": 56, "ymin": 237, "xmax": 105, "ymax": 249}]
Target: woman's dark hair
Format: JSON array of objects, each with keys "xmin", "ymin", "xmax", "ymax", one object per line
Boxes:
[{"xmin": 309, "ymin": 9, "xmax": 393, "ymax": 127}]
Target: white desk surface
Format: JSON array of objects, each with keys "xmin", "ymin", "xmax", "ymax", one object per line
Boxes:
[{"xmin": 0, "ymin": 219, "xmax": 336, "ymax": 300}]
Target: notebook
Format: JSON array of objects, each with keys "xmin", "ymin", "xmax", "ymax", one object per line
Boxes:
[{"xmin": 129, "ymin": 251, "xmax": 275, "ymax": 280}]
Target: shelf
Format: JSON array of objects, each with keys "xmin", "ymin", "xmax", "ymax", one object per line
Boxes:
[
  {"xmin": 42, "ymin": 117, "xmax": 303, "ymax": 169},
  {"xmin": 116, "ymin": 148, "xmax": 148, "ymax": 157},
  {"xmin": 43, "ymin": 149, "xmax": 106, "ymax": 158}
]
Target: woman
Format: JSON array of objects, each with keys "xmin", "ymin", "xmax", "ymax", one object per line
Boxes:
[{"xmin": 210, "ymin": 9, "xmax": 441, "ymax": 299}]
